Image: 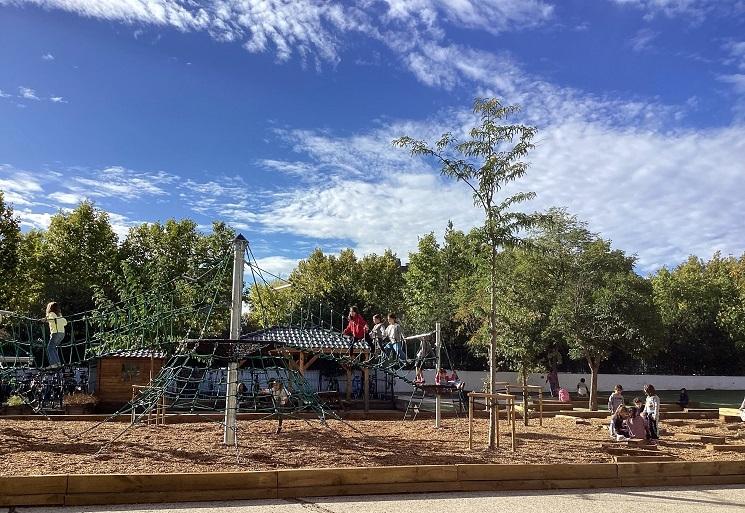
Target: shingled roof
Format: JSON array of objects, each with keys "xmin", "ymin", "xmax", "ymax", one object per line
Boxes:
[{"xmin": 241, "ymin": 326, "xmax": 367, "ymax": 351}]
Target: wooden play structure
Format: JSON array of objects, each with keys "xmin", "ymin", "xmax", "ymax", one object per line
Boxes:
[
  {"xmin": 467, "ymin": 391, "xmax": 517, "ymax": 451},
  {"xmin": 89, "ymin": 349, "xmax": 166, "ymax": 408}
]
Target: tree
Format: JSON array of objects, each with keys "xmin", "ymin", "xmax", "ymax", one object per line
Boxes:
[
  {"xmin": 0, "ymin": 192, "xmax": 21, "ymax": 311},
  {"xmin": 394, "ymin": 98, "xmax": 542, "ymax": 448},
  {"xmin": 651, "ymin": 253, "xmax": 745, "ymax": 375},
  {"xmin": 43, "ymin": 201, "xmax": 119, "ymax": 315},
  {"xmin": 551, "ymin": 234, "xmax": 661, "ymax": 410}
]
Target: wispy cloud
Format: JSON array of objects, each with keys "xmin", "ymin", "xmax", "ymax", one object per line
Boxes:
[
  {"xmin": 18, "ymin": 86, "xmax": 40, "ymax": 100},
  {"xmin": 629, "ymin": 28, "xmax": 658, "ymax": 52},
  {"xmin": 49, "ymin": 96, "xmax": 67, "ymax": 103},
  {"xmin": 41, "ymin": 52, "xmax": 55, "ymax": 60},
  {"xmin": 0, "ymin": 89, "xmax": 10, "ymax": 98},
  {"xmin": 69, "ymin": 166, "xmax": 176, "ymax": 200},
  {"xmin": 610, "ymin": 0, "xmax": 712, "ymax": 21},
  {"xmin": 0, "ymin": 164, "xmax": 44, "ymax": 206}
]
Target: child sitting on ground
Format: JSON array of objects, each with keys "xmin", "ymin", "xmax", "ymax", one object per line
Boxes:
[
  {"xmin": 610, "ymin": 405, "xmax": 631, "ymax": 441},
  {"xmin": 625, "ymin": 406, "xmax": 648, "ymax": 439},
  {"xmin": 576, "ymin": 378, "xmax": 589, "ymax": 397}
]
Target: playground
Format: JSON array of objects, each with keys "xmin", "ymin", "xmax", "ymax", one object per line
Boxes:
[{"xmin": 2, "ymin": 415, "xmax": 745, "ymax": 477}]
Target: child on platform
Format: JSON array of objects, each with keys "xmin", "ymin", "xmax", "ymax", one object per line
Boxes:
[
  {"xmin": 44, "ymin": 302, "xmax": 67, "ymax": 369},
  {"xmin": 369, "ymin": 314, "xmax": 387, "ymax": 354},
  {"xmin": 576, "ymin": 378, "xmax": 589, "ymax": 397},
  {"xmin": 384, "ymin": 313, "xmax": 406, "ymax": 362}
]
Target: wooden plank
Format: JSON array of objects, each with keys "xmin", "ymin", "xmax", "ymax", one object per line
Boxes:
[
  {"xmin": 0, "ymin": 475, "xmax": 67, "ymax": 495},
  {"xmin": 457, "ymin": 478, "xmax": 621, "ymax": 492},
  {"xmin": 604, "ymin": 447, "xmax": 664, "ymax": 456},
  {"xmin": 620, "ymin": 474, "xmax": 745, "ymax": 487},
  {"xmin": 613, "ymin": 456, "xmax": 678, "ymax": 463},
  {"xmin": 0, "ymin": 494, "xmax": 65, "ymax": 507},
  {"xmin": 65, "ymin": 488, "xmax": 277, "ymax": 506},
  {"xmin": 277, "ymin": 465, "xmax": 457, "ymax": 488},
  {"xmin": 278, "ymin": 481, "xmax": 465, "ymax": 498},
  {"xmin": 67, "ymin": 472, "xmax": 277, "ymax": 494},
  {"xmin": 707, "ymin": 444, "xmax": 745, "ymax": 452},
  {"xmin": 674, "ymin": 433, "xmax": 726, "ymax": 444},
  {"xmin": 457, "ymin": 463, "xmax": 618, "ymax": 481},
  {"xmin": 617, "ymin": 460, "xmax": 745, "ymax": 477}
]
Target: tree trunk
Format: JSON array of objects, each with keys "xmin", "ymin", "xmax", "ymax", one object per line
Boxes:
[
  {"xmin": 588, "ymin": 358, "xmax": 600, "ymax": 411},
  {"xmin": 488, "ymin": 245, "xmax": 498, "ymax": 449}
]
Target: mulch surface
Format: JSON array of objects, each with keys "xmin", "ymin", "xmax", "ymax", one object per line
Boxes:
[{"xmin": 1, "ymin": 416, "xmax": 744, "ymax": 476}]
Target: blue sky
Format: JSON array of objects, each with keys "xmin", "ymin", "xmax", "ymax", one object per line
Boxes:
[{"xmin": 1, "ymin": 0, "xmax": 745, "ymax": 277}]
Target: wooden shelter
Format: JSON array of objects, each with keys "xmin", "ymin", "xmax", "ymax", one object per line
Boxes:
[
  {"xmin": 241, "ymin": 326, "xmax": 372, "ymax": 411},
  {"xmin": 89, "ymin": 349, "xmax": 167, "ymax": 407}
]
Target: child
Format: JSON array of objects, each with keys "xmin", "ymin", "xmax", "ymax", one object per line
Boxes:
[
  {"xmin": 264, "ymin": 380, "xmax": 289, "ymax": 434},
  {"xmin": 44, "ymin": 302, "xmax": 67, "ymax": 369},
  {"xmin": 608, "ymin": 384, "xmax": 624, "ymax": 413},
  {"xmin": 558, "ymin": 387, "xmax": 571, "ymax": 402},
  {"xmin": 610, "ymin": 405, "xmax": 631, "ymax": 441},
  {"xmin": 576, "ymin": 378, "xmax": 589, "ymax": 397},
  {"xmin": 625, "ymin": 406, "xmax": 648, "ymax": 439},
  {"xmin": 546, "ymin": 368, "xmax": 560, "ymax": 397},
  {"xmin": 342, "ymin": 306, "xmax": 368, "ymax": 359},
  {"xmin": 643, "ymin": 384, "xmax": 660, "ymax": 440},
  {"xmin": 369, "ymin": 314, "xmax": 388, "ymax": 354},
  {"xmin": 384, "ymin": 313, "xmax": 406, "ymax": 362},
  {"xmin": 414, "ymin": 336, "xmax": 431, "ymax": 384},
  {"xmin": 678, "ymin": 388, "xmax": 689, "ymax": 408}
]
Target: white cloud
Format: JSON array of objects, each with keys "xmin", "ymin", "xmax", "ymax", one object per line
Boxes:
[
  {"xmin": 724, "ymin": 40, "xmax": 745, "ymax": 70},
  {"xmin": 610, "ymin": 0, "xmax": 711, "ymax": 20},
  {"xmin": 253, "ymin": 255, "xmax": 300, "ymax": 280},
  {"xmin": 69, "ymin": 166, "xmax": 175, "ymax": 199},
  {"xmin": 48, "ymin": 191, "xmax": 86, "ymax": 205},
  {"xmin": 0, "ymin": 89, "xmax": 10, "ymax": 98},
  {"xmin": 0, "ymin": 164, "xmax": 45, "ymax": 206},
  {"xmin": 41, "ymin": 52, "xmax": 55, "ymax": 60},
  {"xmin": 242, "ymin": 106, "xmax": 745, "ymax": 273},
  {"xmin": 49, "ymin": 96, "xmax": 67, "ymax": 103},
  {"xmin": 4, "ymin": 0, "xmax": 553, "ymax": 67},
  {"xmin": 17, "ymin": 210, "xmax": 54, "ymax": 230},
  {"xmin": 18, "ymin": 86, "xmax": 40, "ymax": 100},
  {"xmin": 628, "ymin": 28, "xmax": 658, "ymax": 52}
]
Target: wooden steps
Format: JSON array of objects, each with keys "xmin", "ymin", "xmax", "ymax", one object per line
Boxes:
[
  {"xmin": 707, "ymin": 444, "xmax": 745, "ymax": 452},
  {"xmin": 673, "ymin": 433, "xmax": 726, "ymax": 444}
]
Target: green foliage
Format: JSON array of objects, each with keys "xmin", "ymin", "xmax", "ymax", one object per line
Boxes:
[
  {"xmin": 0, "ymin": 192, "xmax": 22, "ymax": 311},
  {"xmin": 651, "ymin": 253, "xmax": 745, "ymax": 374},
  {"xmin": 247, "ymin": 248, "xmax": 405, "ymax": 330},
  {"xmin": 43, "ymin": 201, "xmax": 119, "ymax": 314}
]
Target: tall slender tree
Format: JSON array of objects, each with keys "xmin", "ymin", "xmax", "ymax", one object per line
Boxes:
[{"xmin": 394, "ymin": 98, "xmax": 542, "ymax": 448}]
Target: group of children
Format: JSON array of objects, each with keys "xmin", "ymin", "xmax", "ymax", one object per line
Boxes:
[
  {"xmin": 608, "ymin": 384, "xmax": 661, "ymax": 441},
  {"xmin": 343, "ymin": 307, "xmax": 407, "ymax": 363}
]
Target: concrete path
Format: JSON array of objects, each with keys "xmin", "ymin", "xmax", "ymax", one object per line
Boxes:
[{"xmin": 17, "ymin": 486, "xmax": 745, "ymax": 513}]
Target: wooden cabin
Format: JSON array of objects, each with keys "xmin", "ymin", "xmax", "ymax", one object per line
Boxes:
[{"xmin": 89, "ymin": 349, "xmax": 166, "ymax": 407}]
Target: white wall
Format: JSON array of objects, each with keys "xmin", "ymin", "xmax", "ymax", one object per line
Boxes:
[{"xmin": 393, "ymin": 370, "xmax": 745, "ymax": 393}]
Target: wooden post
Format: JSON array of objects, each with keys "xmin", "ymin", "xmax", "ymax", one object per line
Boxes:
[
  {"xmin": 299, "ymin": 352, "xmax": 306, "ymax": 376},
  {"xmin": 468, "ymin": 395, "xmax": 473, "ymax": 450},
  {"xmin": 511, "ymin": 398, "xmax": 516, "ymax": 452},
  {"xmin": 539, "ymin": 389, "xmax": 543, "ymax": 427},
  {"xmin": 495, "ymin": 396, "xmax": 500, "ymax": 449},
  {"xmin": 363, "ymin": 363, "xmax": 370, "ymax": 413},
  {"xmin": 434, "ymin": 322, "xmax": 442, "ymax": 429}
]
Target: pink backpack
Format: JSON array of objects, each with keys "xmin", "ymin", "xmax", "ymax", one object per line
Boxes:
[{"xmin": 558, "ymin": 388, "xmax": 570, "ymax": 402}]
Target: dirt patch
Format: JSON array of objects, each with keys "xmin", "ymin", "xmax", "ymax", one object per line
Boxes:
[{"xmin": 0, "ymin": 416, "xmax": 743, "ymax": 476}]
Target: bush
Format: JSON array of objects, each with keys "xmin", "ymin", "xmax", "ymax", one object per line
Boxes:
[{"xmin": 5, "ymin": 395, "xmax": 24, "ymax": 407}]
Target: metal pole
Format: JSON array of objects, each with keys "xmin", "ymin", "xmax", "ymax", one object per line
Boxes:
[
  {"xmin": 224, "ymin": 234, "xmax": 247, "ymax": 445},
  {"xmin": 435, "ymin": 322, "xmax": 442, "ymax": 429}
]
